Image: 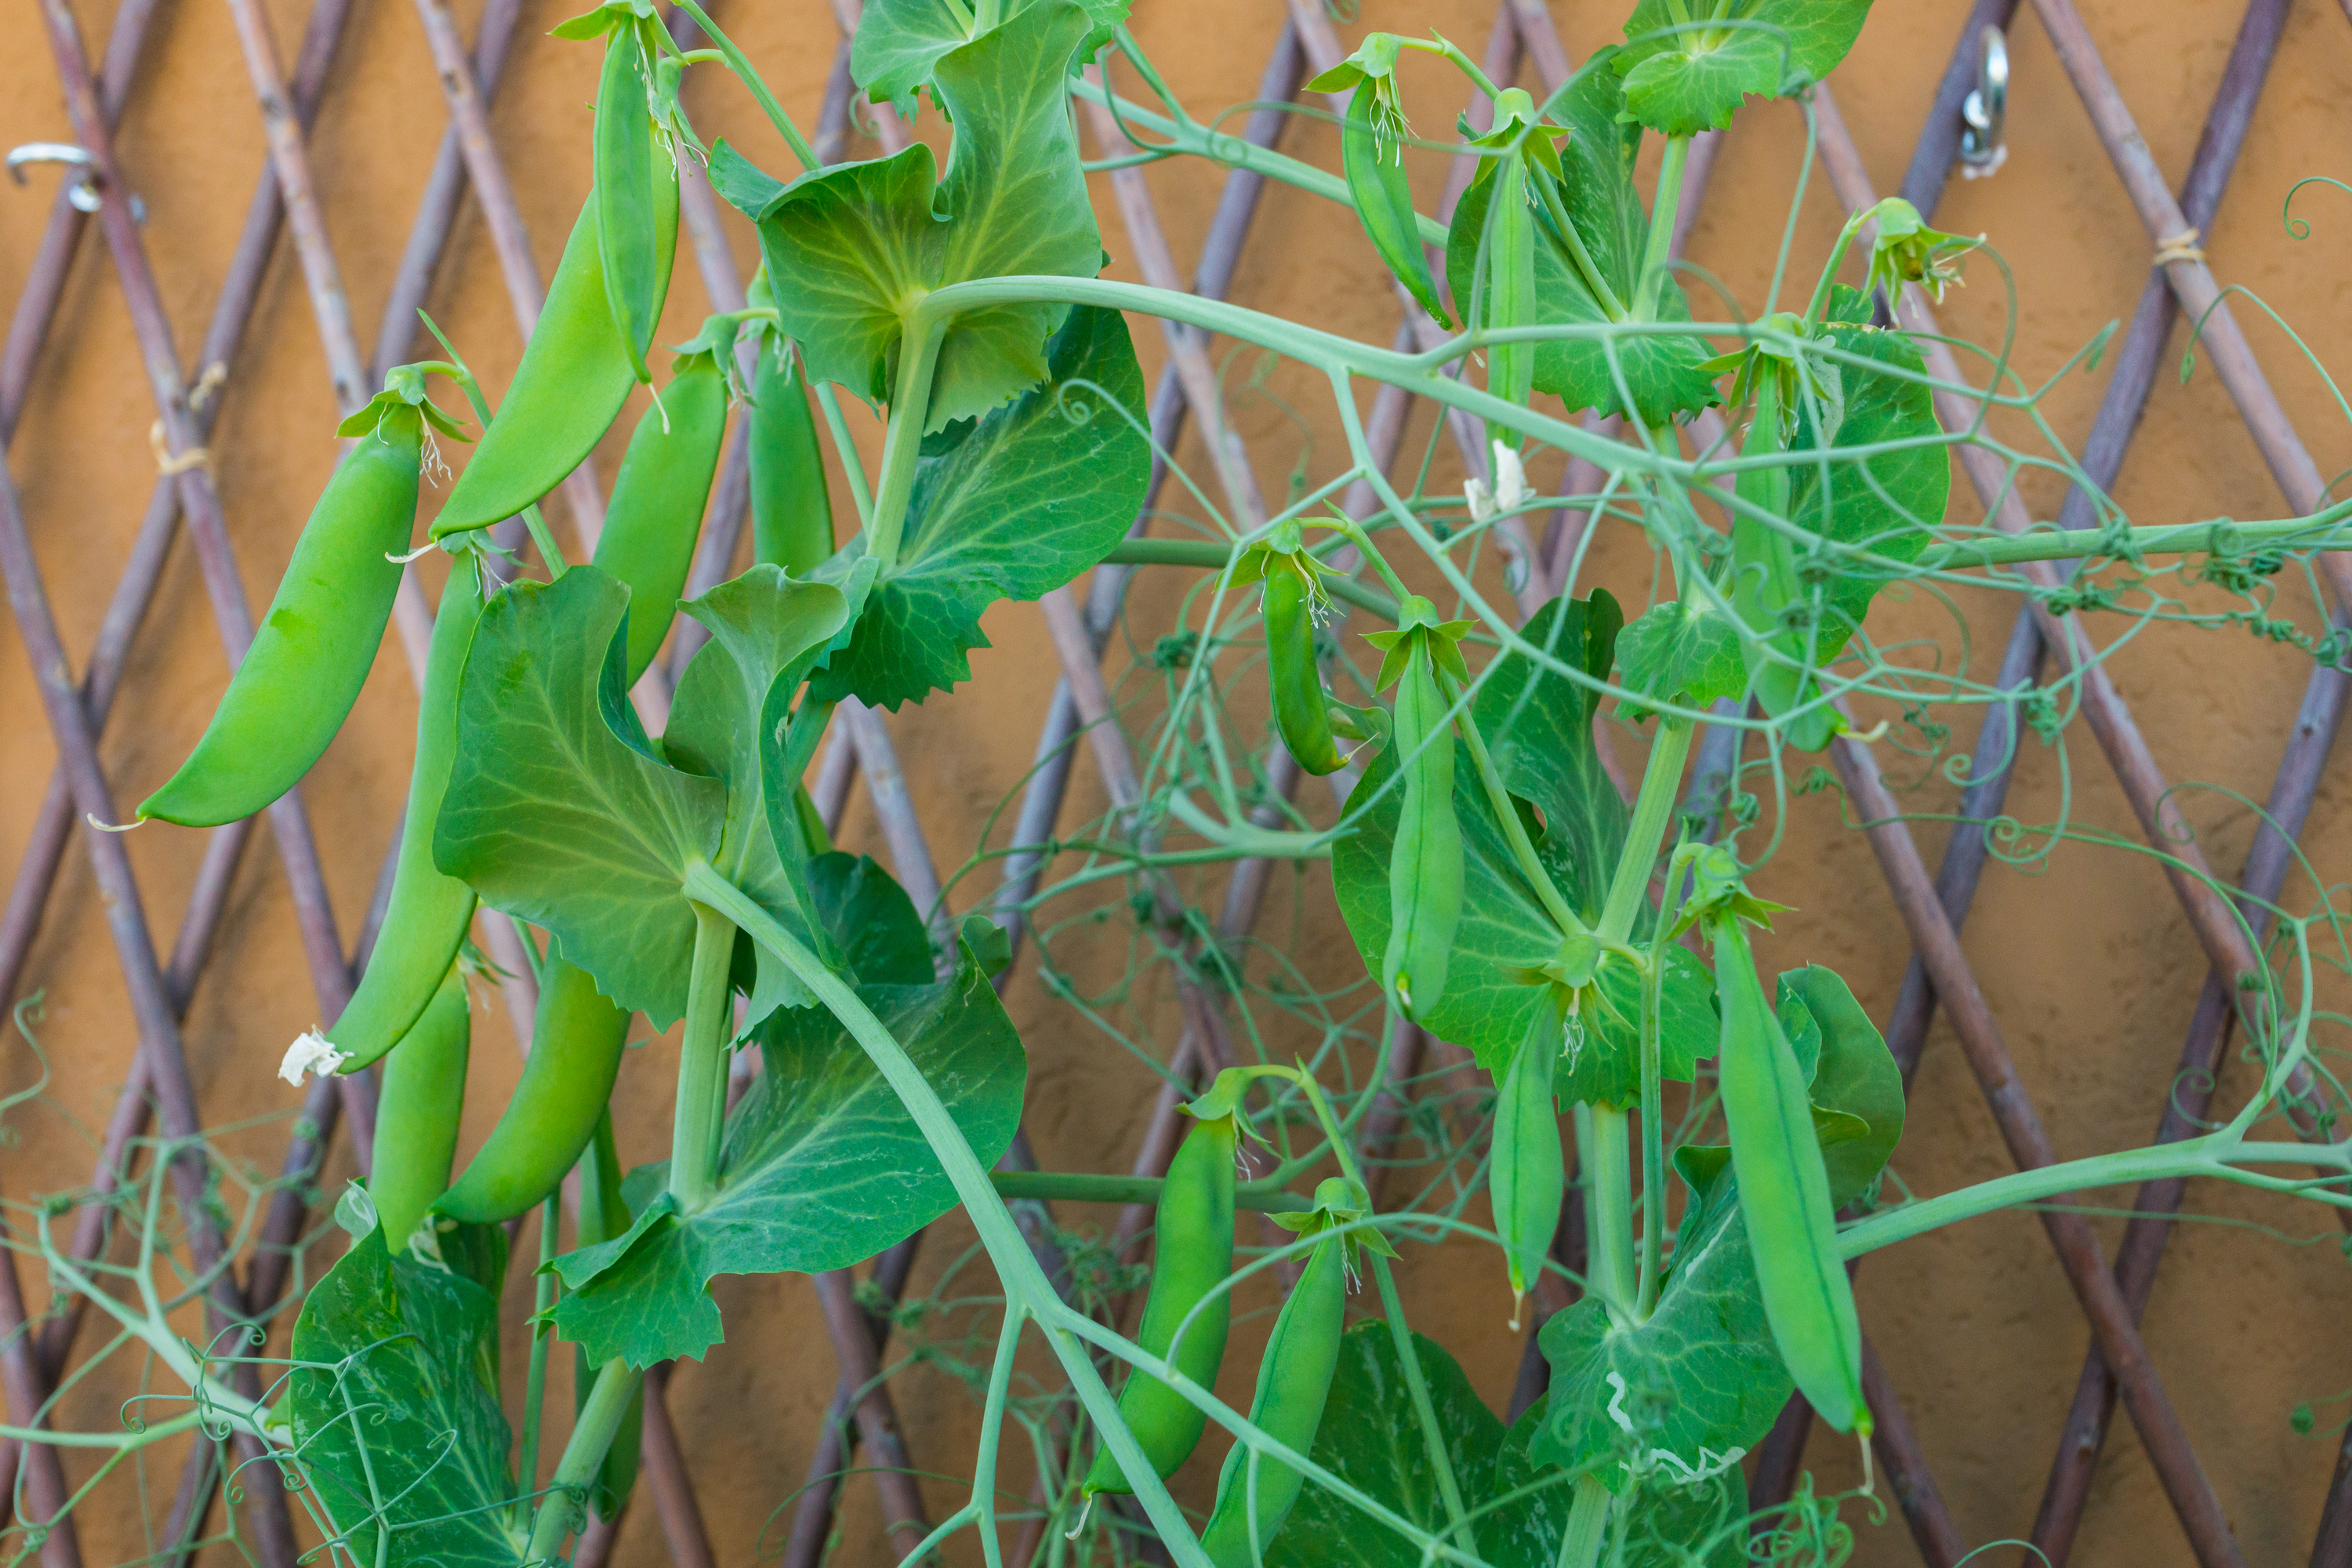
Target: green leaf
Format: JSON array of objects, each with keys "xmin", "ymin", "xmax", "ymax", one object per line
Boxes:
[
  {"xmin": 287, "ymin": 1232, "xmax": 526, "ymax": 1567},
  {"xmin": 808, "ymin": 303, "xmax": 1149, "ymax": 708},
  {"xmin": 1615, "ymin": 0, "xmax": 1874, "ymax": 135},
  {"xmin": 808, "ymin": 851, "xmax": 936, "ymax": 985},
  {"xmin": 1780, "ymin": 964, "xmax": 1904, "ymax": 1207},
  {"xmin": 747, "ymin": 0, "xmax": 1102, "ymax": 430},
  {"xmin": 1264, "ymin": 1325, "xmax": 1508, "ymax": 1568},
  {"xmin": 434, "ymin": 567, "xmax": 724, "ymax": 1027},
  {"xmin": 1489, "ymin": 1406, "xmax": 1749, "ymax": 1565},
  {"xmin": 852, "ymin": 0, "xmax": 1128, "ymax": 118},
  {"xmin": 1616, "ymin": 597, "xmax": 1746, "ymax": 715},
  {"xmin": 1534, "ymin": 1168, "xmax": 1791, "ymax": 1493},
  {"xmin": 548, "ymin": 947, "xmax": 1025, "ymax": 1367},
  {"xmin": 1444, "ymin": 55, "xmax": 1719, "ymax": 425}
]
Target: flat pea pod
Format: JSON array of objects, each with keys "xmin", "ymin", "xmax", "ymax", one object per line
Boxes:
[
  {"xmin": 323, "ymin": 553, "xmax": 486, "ymax": 1069},
  {"xmin": 138, "ymin": 404, "xmax": 424, "ymax": 826},
  {"xmin": 1199, "ymin": 1194, "xmax": 1349, "ymax": 1567},
  {"xmin": 1490, "ymin": 990, "xmax": 1566, "ymax": 1327},
  {"xmin": 367, "ymin": 965, "xmax": 472, "ymax": 1250},
  {"xmin": 1711, "ymin": 915, "xmax": 1870, "ymax": 1435},
  {"xmin": 595, "ymin": 20, "xmax": 661, "ymax": 386},
  {"xmin": 591, "ymin": 347, "xmax": 727, "ymax": 684},
  {"xmin": 1261, "ymin": 565, "xmax": 1345, "ymax": 777},
  {"xmin": 1082, "ymin": 1109, "xmax": 1238, "ymax": 1497},
  {"xmin": 1381, "ymin": 646, "xmax": 1462, "ymax": 1018},
  {"xmin": 573, "ymin": 1110, "xmax": 644, "ymax": 1519},
  {"xmin": 747, "ymin": 341, "xmax": 835, "ymax": 574},
  {"xmin": 430, "ymin": 171, "xmax": 679, "ymax": 539},
  {"xmin": 1483, "ymin": 147, "xmax": 1537, "ymax": 425},
  {"xmin": 1338, "ymin": 80, "xmax": 1447, "ymax": 327},
  {"xmin": 437, "ymin": 955, "xmax": 630, "ymax": 1225}
]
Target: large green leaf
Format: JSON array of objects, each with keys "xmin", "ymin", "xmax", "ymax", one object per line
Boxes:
[
  {"xmin": 1331, "ymin": 597, "xmax": 1716, "ymax": 1101},
  {"xmin": 1784, "ymin": 964, "xmax": 1904, "ymax": 1208},
  {"xmin": 287, "ymin": 1232, "xmax": 524, "ymax": 1567},
  {"xmin": 1616, "ymin": 597, "xmax": 1746, "ymax": 715},
  {"xmin": 1615, "ymin": 0, "xmax": 1873, "ymax": 135},
  {"xmin": 434, "ymin": 567, "xmax": 723, "ymax": 1027},
  {"xmin": 1534, "ymin": 1168, "xmax": 1791, "ymax": 1493},
  {"xmin": 1446, "ymin": 56, "xmax": 1718, "ymax": 426},
  {"xmin": 806, "ymin": 851, "xmax": 935, "ymax": 985},
  {"xmin": 742, "ymin": 0, "xmax": 1101, "ymax": 430},
  {"xmin": 546, "ymin": 943, "xmax": 1024, "ymax": 1367},
  {"xmin": 851, "ymin": 0, "xmax": 1129, "ymax": 118},
  {"xmin": 808, "ymin": 303, "xmax": 1150, "ymax": 708},
  {"xmin": 1487, "ymin": 1406, "xmax": 1749, "ymax": 1566}
]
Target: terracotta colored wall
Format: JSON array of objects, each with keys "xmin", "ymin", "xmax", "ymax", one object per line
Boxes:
[{"xmin": 5, "ymin": 0, "xmax": 2352, "ymax": 1563}]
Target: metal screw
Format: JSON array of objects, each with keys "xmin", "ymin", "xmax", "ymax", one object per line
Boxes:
[
  {"xmin": 1959, "ymin": 26, "xmax": 2009, "ymax": 178},
  {"xmin": 7, "ymin": 142, "xmax": 146, "ymax": 222}
]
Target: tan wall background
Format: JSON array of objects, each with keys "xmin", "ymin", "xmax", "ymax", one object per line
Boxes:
[{"xmin": 6, "ymin": 0, "xmax": 2352, "ymax": 1563}]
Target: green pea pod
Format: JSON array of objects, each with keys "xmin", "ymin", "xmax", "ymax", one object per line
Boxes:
[
  {"xmin": 574, "ymin": 1110, "xmax": 644, "ymax": 1519},
  {"xmin": 747, "ymin": 340, "xmax": 835, "ymax": 573},
  {"xmin": 1083, "ymin": 1110, "xmax": 1238, "ymax": 1497},
  {"xmin": 430, "ymin": 170, "xmax": 679, "ymax": 539},
  {"xmin": 368, "ymin": 965, "xmax": 472, "ymax": 1250},
  {"xmin": 1483, "ymin": 149, "xmax": 1537, "ymax": 432},
  {"xmin": 1200, "ymin": 1220, "xmax": 1348, "ymax": 1566},
  {"xmin": 1711, "ymin": 916, "xmax": 1871, "ymax": 1435},
  {"xmin": 1262, "ymin": 567, "xmax": 1345, "ymax": 776},
  {"xmin": 437, "ymin": 956, "xmax": 630, "ymax": 1225},
  {"xmin": 138, "ymin": 405, "xmax": 424, "ymax": 826},
  {"xmin": 595, "ymin": 22, "xmax": 660, "ymax": 386},
  {"xmin": 1381, "ymin": 648, "xmax": 1462, "ymax": 1017},
  {"xmin": 1490, "ymin": 991, "xmax": 1566, "ymax": 1327},
  {"xmin": 591, "ymin": 348, "xmax": 727, "ymax": 684},
  {"xmin": 1339, "ymin": 81, "xmax": 1447, "ymax": 327},
  {"xmin": 324, "ymin": 554, "xmax": 486, "ymax": 1069}
]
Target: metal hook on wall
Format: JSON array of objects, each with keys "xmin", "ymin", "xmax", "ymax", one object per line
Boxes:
[
  {"xmin": 6, "ymin": 143, "xmax": 146, "ymax": 221},
  {"xmin": 1959, "ymin": 25, "xmax": 2009, "ymax": 179}
]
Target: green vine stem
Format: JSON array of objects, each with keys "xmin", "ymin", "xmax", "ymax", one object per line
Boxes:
[
  {"xmin": 524, "ymin": 1358, "xmax": 641, "ymax": 1563},
  {"xmin": 1636, "ymin": 839, "xmax": 1694, "ymax": 1318},
  {"xmin": 514, "ymin": 1191, "xmax": 561, "ymax": 1515},
  {"xmin": 666, "ymin": 0, "xmax": 820, "ymax": 172},
  {"xmin": 988, "ymin": 1169, "xmax": 1309, "ymax": 1212},
  {"xmin": 1634, "ymin": 136, "xmax": 1690, "ymax": 322},
  {"xmin": 1449, "ymin": 673, "xmax": 1593, "ymax": 942},
  {"xmin": 668, "ymin": 898, "xmax": 740, "ymax": 1212},
  {"xmin": 863, "ymin": 316, "xmax": 949, "ymax": 571}
]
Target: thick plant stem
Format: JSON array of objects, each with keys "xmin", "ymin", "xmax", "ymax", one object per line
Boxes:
[
  {"xmin": 1636, "ymin": 846, "xmax": 1693, "ymax": 1318},
  {"xmin": 1580, "ymin": 1105, "xmax": 1635, "ymax": 1320},
  {"xmin": 863, "ymin": 315, "xmax": 948, "ymax": 571},
  {"xmin": 515, "ymin": 1192, "xmax": 561, "ymax": 1513},
  {"xmin": 525, "ymin": 1358, "xmax": 641, "ymax": 1563},
  {"xmin": 1556, "ymin": 1475, "xmax": 1610, "ymax": 1568},
  {"xmin": 1598, "ymin": 717, "xmax": 1693, "ymax": 948},
  {"xmin": 668, "ymin": 898, "xmax": 738, "ymax": 1212},
  {"xmin": 1635, "ymin": 136, "xmax": 1690, "ymax": 321}
]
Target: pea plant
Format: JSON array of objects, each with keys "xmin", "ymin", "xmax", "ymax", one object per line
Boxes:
[{"xmin": 23, "ymin": 0, "xmax": 2352, "ymax": 1563}]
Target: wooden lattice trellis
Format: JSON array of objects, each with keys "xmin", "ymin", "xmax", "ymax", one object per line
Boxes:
[{"xmin": 2, "ymin": 0, "xmax": 2349, "ymax": 1563}]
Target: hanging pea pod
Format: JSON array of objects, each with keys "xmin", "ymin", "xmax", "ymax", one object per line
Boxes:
[
  {"xmin": 138, "ymin": 383, "xmax": 447, "ymax": 827},
  {"xmin": 1083, "ymin": 1107, "xmax": 1239, "ymax": 1498},
  {"xmin": 1490, "ymin": 988, "xmax": 1567, "ymax": 1327},
  {"xmin": 322, "ymin": 550, "xmax": 488, "ymax": 1069},
  {"xmin": 1708, "ymin": 910, "xmax": 1870, "ymax": 1436},
  {"xmin": 746, "ymin": 332, "xmax": 836, "ymax": 574},
  {"xmin": 437, "ymin": 955, "xmax": 631, "ymax": 1225},
  {"xmin": 1328, "ymin": 67, "xmax": 1450, "ymax": 327},
  {"xmin": 573, "ymin": 1111, "xmax": 644, "ymax": 1520},
  {"xmin": 367, "ymin": 964, "xmax": 473, "ymax": 1250},
  {"xmin": 430, "ymin": 159, "xmax": 678, "ymax": 539},
  {"xmin": 594, "ymin": 20, "xmax": 662, "ymax": 386},
  {"xmin": 1200, "ymin": 1178, "xmax": 1378, "ymax": 1567},
  {"xmin": 1360, "ymin": 595, "xmax": 1472, "ymax": 1020},
  {"xmin": 591, "ymin": 330, "xmax": 729, "ymax": 683},
  {"xmin": 1261, "ymin": 567, "xmax": 1346, "ymax": 775}
]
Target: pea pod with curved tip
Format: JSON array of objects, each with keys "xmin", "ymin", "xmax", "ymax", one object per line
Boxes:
[
  {"xmin": 591, "ymin": 347, "xmax": 728, "ymax": 684},
  {"xmin": 1198, "ymin": 1212, "xmax": 1348, "ymax": 1566},
  {"xmin": 1381, "ymin": 646, "xmax": 1461, "ymax": 1018},
  {"xmin": 430, "ymin": 172, "xmax": 679, "ymax": 540},
  {"xmin": 436, "ymin": 955, "xmax": 630, "ymax": 1225},
  {"xmin": 137, "ymin": 403, "xmax": 425, "ymax": 827},
  {"xmin": 1262, "ymin": 566, "xmax": 1345, "ymax": 776},
  {"xmin": 1082, "ymin": 1109, "xmax": 1239, "ymax": 1497},
  {"xmin": 1490, "ymin": 989, "xmax": 1566, "ymax": 1327},
  {"xmin": 1711, "ymin": 914, "xmax": 1870, "ymax": 1436},
  {"xmin": 368, "ymin": 965, "xmax": 473, "ymax": 1250},
  {"xmin": 323, "ymin": 553, "xmax": 488, "ymax": 1069},
  {"xmin": 747, "ymin": 341, "xmax": 835, "ymax": 574},
  {"xmin": 574, "ymin": 1110, "xmax": 643, "ymax": 1520},
  {"xmin": 1338, "ymin": 80, "xmax": 1448, "ymax": 328},
  {"xmin": 594, "ymin": 20, "xmax": 661, "ymax": 387}
]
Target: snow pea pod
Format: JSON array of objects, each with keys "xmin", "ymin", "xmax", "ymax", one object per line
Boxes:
[
  {"xmin": 323, "ymin": 552, "xmax": 486, "ymax": 1069},
  {"xmin": 1382, "ymin": 645, "xmax": 1461, "ymax": 1018},
  {"xmin": 747, "ymin": 340, "xmax": 834, "ymax": 573},
  {"xmin": 1262, "ymin": 564, "xmax": 1345, "ymax": 776},
  {"xmin": 595, "ymin": 21, "xmax": 662, "ymax": 386},
  {"xmin": 437, "ymin": 955, "xmax": 630, "ymax": 1225},
  {"xmin": 1200, "ymin": 1178, "xmax": 1352, "ymax": 1567},
  {"xmin": 138, "ymin": 402, "xmax": 424, "ymax": 827},
  {"xmin": 573, "ymin": 1110, "xmax": 643, "ymax": 1519},
  {"xmin": 591, "ymin": 344, "xmax": 727, "ymax": 684},
  {"xmin": 368, "ymin": 965, "xmax": 472, "ymax": 1250},
  {"xmin": 1711, "ymin": 915, "xmax": 1870, "ymax": 1435},
  {"xmin": 430, "ymin": 170, "xmax": 678, "ymax": 540},
  {"xmin": 1083, "ymin": 1108, "xmax": 1238, "ymax": 1497},
  {"xmin": 1490, "ymin": 990, "xmax": 1566, "ymax": 1327},
  {"xmin": 1483, "ymin": 147, "xmax": 1537, "ymax": 428},
  {"xmin": 1338, "ymin": 79, "xmax": 1448, "ymax": 327}
]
